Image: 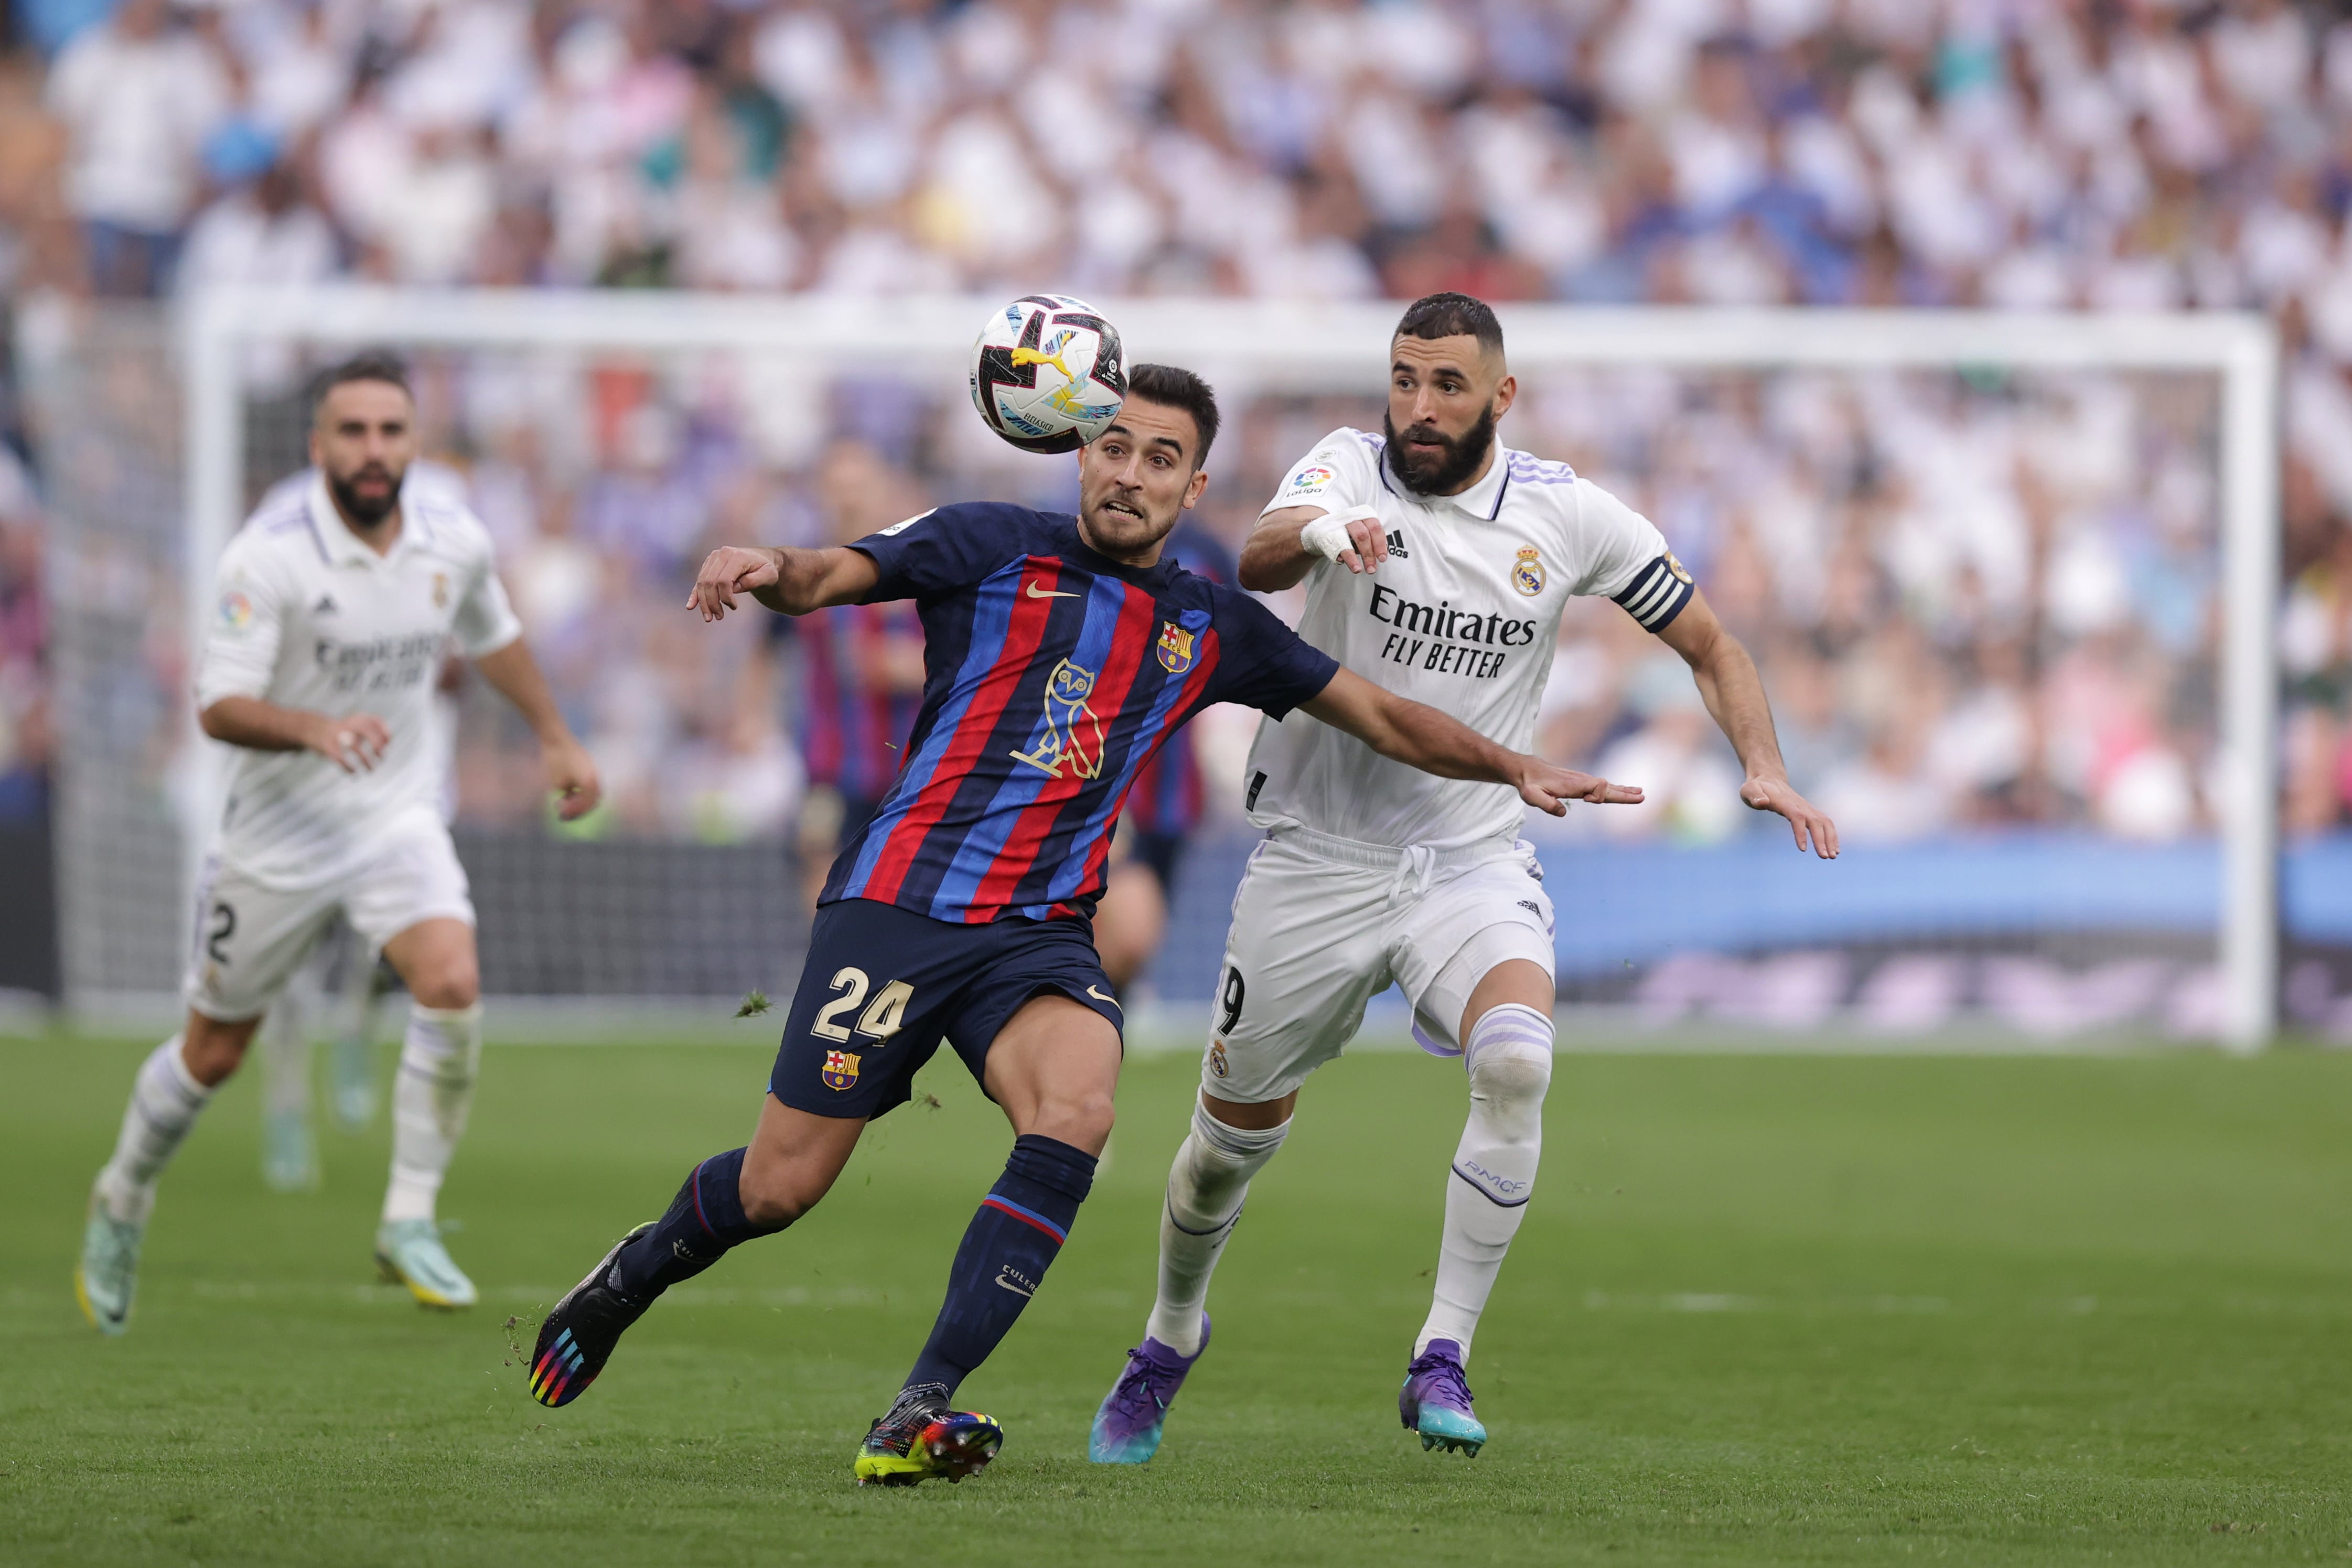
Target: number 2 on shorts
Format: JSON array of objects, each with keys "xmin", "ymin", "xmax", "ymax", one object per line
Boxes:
[
  {"xmin": 206, "ymin": 901, "xmax": 237, "ymax": 966},
  {"xmin": 810, "ymin": 966, "xmax": 914, "ymax": 1044}
]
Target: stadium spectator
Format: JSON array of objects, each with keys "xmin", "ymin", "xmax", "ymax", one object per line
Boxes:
[
  {"xmin": 4, "ymin": 0, "xmax": 2352, "ymax": 853},
  {"xmin": 44, "ymin": 0, "xmax": 226, "ymax": 296}
]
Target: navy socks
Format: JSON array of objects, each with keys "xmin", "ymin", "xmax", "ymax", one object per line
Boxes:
[
  {"xmin": 609, "ymin": 1147, "xmax": 787, "ymax": 1300},
  {"xmin": 604, "ymin": 1133, "xmax": 1097, "ymax": 1406},
  {"xmin": 902, "ymin": 1134, "xmax": 1097, "ymax": 1401}
]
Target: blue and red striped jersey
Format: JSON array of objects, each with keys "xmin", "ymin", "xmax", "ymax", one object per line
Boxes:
[
  {"xmin": 778, "ymin": 599, "xmax": 926, "ymax": 803},
  {"xmin": 821, "ymin": 503, "xmax": 1338, "ymax": 924},
  {"xmin": 1123, "ymin": 519, "xmax": 1236, "ymax": 839}
]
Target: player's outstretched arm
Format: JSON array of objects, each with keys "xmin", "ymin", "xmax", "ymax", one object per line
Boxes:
[
  {"xmin": 689, "ymin": 545, "xmax": 880, "ymax": 621},
  {"xmin": 200, "ymin": 695, "xmax": 390, "ymax": 774},
  {"xmin": 474, "ymin": 638, "xmax": 603, "ymax": 822},
  {"xmin": 1298, "ymin": 668, "xmax": 1642, "ymax": 817},
  {"xmin": 1653, "ymin": 589, "xmax": 1839, "ymax": 859},
  {"xmin": 1240, "ymin": 504, "xmax": 1390, "ymax": 590}
]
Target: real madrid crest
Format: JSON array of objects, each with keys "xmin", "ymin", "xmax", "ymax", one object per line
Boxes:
[
  {"xmin": 432, "ymin": 571, "xmax": 450, "ymax": 609},
  {"xmin": 1511, "ymin": 546, "xmax": 1546, "ymax": 597}
]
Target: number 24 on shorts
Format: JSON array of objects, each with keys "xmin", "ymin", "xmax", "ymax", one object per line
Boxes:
[{"xmin": 809, "ymin": 966, "xmax": 914, "ymax": 1044}]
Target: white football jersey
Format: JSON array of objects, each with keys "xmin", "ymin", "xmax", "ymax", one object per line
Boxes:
[
  {"xmin": 196, "ymin": 472, "xmax": 522, "ymax": 888},
  {"xmin": 1243, "ymin": 426, "xmax": 1693, "ymax": 850}
]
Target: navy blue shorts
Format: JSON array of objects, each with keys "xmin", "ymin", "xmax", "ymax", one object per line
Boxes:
[{"xmin": 770, "ymin": 897, "xmax": 1123, "ymax": 1120}]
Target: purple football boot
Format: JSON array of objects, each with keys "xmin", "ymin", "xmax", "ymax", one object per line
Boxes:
[
  {"xmin": 1089, "ymin": 1314, "xmax": 1210, "ymax": 1464},
  {"xmin": 1400, "ymin": 1338, "xmax": 1486, "ymax": 1456}
]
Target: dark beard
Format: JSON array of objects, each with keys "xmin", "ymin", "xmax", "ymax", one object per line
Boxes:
[
  {"xmin": 1383, "ymin": 404, "xmax": 1497, "ymax": 497},
  {"xmin": 329, "ymin": 464, "xmax": 403, "ymax": 527}
]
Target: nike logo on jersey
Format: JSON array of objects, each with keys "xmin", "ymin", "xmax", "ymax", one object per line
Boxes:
[
  {"xmin": 1026, "ymin": 582, "xmax": 1082, "ymax": 599},
  {"xmin": 1086, "ymin": 985, "xmax": 1121, "ymax": 1012}
]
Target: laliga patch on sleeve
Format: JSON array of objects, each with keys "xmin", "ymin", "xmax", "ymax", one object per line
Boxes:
[
  {"xmin": 875, "ymin": 508, "xmax": 936, "ymax": 538},
  {"xmin": 1283, "ymin": 461, "xmax": 1337, "ymax": 496},
  {"xmin": 218, "ymin": 588, "xmax": 255, "ymax": 633}
]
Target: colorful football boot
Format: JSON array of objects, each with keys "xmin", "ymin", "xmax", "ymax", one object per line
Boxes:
[
  {"xmin": 853, "ymin": 1386, "xmax": 1005, "ymax": 1487},
  {"xmin": 1088, "ymin": 1314, "xmax": 1210, "ymax": 1464},
  {"xmin": 74, "ymin": 1187, "xmax": 144, "ymax": 1337},
  {"xmin": 374, "ymin": 1218, "xmax": 477, "ymax": 1308},
  {"xmin": 528, "ymin": 1223, "xmax": 654, "ymax": 1407},
  {"xmin": 1400, "ymin": 1338, "xmax": 1486, "ymax": 1456}
]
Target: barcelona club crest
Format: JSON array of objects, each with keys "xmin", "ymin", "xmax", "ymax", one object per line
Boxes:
[
  {"xmin": 820, "ymin": 1049, "xmax": 860, "ymax": 1091},
  {"xmin": 1511, "ymin": 546, "xmax": 1546, "ymax": 597},
  {"xmin": 1157, "ymin": 621, "xmax": 1195, "ymax": 675}
]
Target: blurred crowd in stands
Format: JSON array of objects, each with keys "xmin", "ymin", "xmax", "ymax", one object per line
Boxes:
[{"xmin": 2, "ymin": 0, "xmax": 2352, "ymax": 845}]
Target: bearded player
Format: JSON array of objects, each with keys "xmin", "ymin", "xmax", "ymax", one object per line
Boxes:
[
  {"xmin": 522, "ymin": 365, "xmax": 1640, "ymax": 1489},
  {"xmin": 1090, "ymin": 295, "xmax": 1839, "ymax": 1464},
  {"xmin": 74, "ymin": 353, "xmax": 600, "ymax": 1333}
]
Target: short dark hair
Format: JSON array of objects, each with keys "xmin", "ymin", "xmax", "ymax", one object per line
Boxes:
[
  {"xmin": 1394, "ymin": 292, "xmax": 1504, "ymax": 359},
  {"xmin": 309, "ymin": 351, "xmax": 413, "ymax": 423},
  {"xmin": 1122, "ymin": 362, "xmax": 1220, "ymax": 468}
]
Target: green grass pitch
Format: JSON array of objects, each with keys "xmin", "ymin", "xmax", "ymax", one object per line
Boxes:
[{"xmin": 1, "ymin": 1030, "xmax": 2347, "ymax": 1565}]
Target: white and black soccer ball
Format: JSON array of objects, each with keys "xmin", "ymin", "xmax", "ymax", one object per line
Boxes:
[{"xmin": 969, "ymin": 294, "xmax": 1125, "ymax": 455}]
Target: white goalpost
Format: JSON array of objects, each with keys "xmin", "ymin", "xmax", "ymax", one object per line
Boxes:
[{"xmin": 170, "ymin": 286, "xmax": 2280, "ymax": 1048}]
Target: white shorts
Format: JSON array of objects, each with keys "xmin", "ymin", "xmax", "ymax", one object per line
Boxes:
[
  {"xmin": 184, "ymin": 820, "xmax": 474, "ymax": 1022},
  {"xmin": 1200, "ymin": 827, "xmax": 1555, "ymax": 1104}
]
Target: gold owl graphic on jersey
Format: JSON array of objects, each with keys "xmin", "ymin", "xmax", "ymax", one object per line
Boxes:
[{"xmin": 1009, "ymin": 658, "xmax": 1107, "ymax": 780}]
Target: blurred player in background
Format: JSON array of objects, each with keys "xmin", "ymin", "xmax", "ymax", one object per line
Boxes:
[
  {"xmin": 769, "ymin": 443, "xmax": 928, "ymax": 909},
  {"xmin": 1092, "ymin": 295, "xmax": 1838, "ymax": 1465},
  {"xmin": 523, "ymin": 366, "xmax": 1638, "ymax": 1489},
  {"xmin": 74, "ymin": 353, "xmax": 600, "ymax": 1333},
  {"xmin": 1093, "ymin": 516, "xmax": 1237, "ymax": 995}
]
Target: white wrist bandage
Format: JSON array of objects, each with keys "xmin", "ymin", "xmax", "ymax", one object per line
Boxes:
[{"xmin": 1298, "ymin": 504, "xmax": 1381, "ymax": 564}]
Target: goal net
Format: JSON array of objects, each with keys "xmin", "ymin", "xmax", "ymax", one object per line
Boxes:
[{"xmin": 29, "ymin": 289, "xmax": 2281, "ymax": 1046}]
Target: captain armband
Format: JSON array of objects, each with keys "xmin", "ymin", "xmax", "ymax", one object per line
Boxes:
[{"xmin": 1612, "ymin": 552, "xmax": 1695, "ymax": 631}]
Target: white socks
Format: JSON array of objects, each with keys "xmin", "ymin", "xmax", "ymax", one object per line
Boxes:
[
  {"xmin": 259, "ymin": 990, "xmax": 313, "ymax": 1122},
  {"xmin": 382, "ymin": 1003, "xmax": 482, "ymax": 1225},
  {"xmin": 95, "ymin": 1036, "xmax": 212, "ymax": 1224},
  {"xmin": 1145, "ymin": 1098, "xmax": 1291, "ymax": 1356},
  {"xmin": 1416, "ymin": 1002, "xmax": 1553, "ymax": 1360}
]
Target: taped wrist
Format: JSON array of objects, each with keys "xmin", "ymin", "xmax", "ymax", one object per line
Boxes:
[{"xmin": 1298, "ymin": 504, "xmax": 1380, "ymax": 563}]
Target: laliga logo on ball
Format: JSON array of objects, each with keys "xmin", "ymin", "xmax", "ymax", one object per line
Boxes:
[{"xmin": 970, "ymin": 295, "xmax": 1126, "ymax": 455}]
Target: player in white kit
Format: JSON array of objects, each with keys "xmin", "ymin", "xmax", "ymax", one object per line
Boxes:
[
  {"xmin": 1091, "ymin": 294, "xmax": 1837, "ymax": 1463},
  {"xmin": 74, "ymin": 355, "xmax": 601, "ymax": 1333}
]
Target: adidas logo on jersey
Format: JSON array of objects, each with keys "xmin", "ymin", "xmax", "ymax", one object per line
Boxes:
[
  {"xmin": 314, "ymin": 594, "xmax": 338, "ymax": 615},
  {"xmin": 1386, "ymin": 529, "xmax": 1409, "ymax": 559}
]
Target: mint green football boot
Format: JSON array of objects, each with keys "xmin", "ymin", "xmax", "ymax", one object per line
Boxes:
[
  {"xmin": 76, "ymin": 1188, "xmax": 144, "ymax": 1337},
  {"xmin": 374, "ymin": 1219, "xmax": 477, "ymax": 1309}
]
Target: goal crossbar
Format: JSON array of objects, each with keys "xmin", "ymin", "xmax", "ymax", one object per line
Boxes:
[{"xmin": 179, "ymin": 287, "xmax": 2282, "ymax": 1048}]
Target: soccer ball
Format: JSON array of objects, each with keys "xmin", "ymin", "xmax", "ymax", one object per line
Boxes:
[{"xmin": 969, "ymin": 294, "xmax": 1125, "ymax": 455}]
